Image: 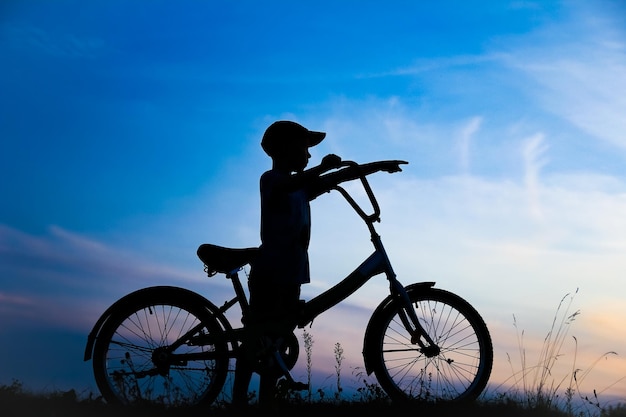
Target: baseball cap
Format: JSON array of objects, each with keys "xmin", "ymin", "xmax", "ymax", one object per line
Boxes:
[{"xmin": 261, "ymin": 121, "xmax": 326, "ymax": 157}]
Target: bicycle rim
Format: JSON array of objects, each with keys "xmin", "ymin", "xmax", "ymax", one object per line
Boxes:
[
  {"xmin": 371, "ymin": 287, "xmax": 492, "ymax": 402},
  {"xmin": 93, "ymin": 299, "xmax": 229, "ymax": 407}
]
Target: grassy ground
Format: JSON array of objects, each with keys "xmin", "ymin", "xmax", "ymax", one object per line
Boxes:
[
  {"xmin": 3, "ymin": 383, "xmax": 626, "ymax": 417},
  {"xmin": 0, "ymin": 394, "xmax": 565, "ymax": 417}
]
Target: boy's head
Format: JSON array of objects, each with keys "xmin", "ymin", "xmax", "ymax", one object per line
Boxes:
[{"xmin": 261, "ymin": 121, "xmax": 326, "ymax": 159}]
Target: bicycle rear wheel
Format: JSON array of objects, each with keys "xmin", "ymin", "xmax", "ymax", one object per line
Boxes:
[
  {"xmin": 366, "ymin": 286, "xmax": 492, "ymax": 402},
  {"xmin": 92, "ymin": 290, "xmax": 229, "ymax": 407}
]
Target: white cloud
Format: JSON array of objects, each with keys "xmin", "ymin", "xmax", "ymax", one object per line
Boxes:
[
  {"xmin": 498, "ymin": 3, "xmax": 626, "ymax": 149},
  {"xmin": 522, "ymin": 133, "xmax": 549, "ymax": 219},
  {"xmin": 456, "ymin": 116, "xmax": 482, "ymax": 174}
]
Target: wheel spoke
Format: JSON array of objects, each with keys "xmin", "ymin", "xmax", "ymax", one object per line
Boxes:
[
  {"xmin": 92, "ymin": 294, "xmax": 229, "ymax": 407},
  {"xmin": 371, "ymin": 287, "xmax": 492, "ymax": 402}
]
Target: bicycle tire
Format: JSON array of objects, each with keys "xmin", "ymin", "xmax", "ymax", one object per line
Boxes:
[
  {"xmin": 92, "ymin": 289, "xmax": 229, "ymax": 407},
  {"xmin": 366, "ymin": 286, "xmax": 492, "ymax": 402}
]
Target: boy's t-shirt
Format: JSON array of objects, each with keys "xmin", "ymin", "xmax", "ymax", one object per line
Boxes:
[{"xmin": 250, "ymin": 169, "xmax": 312, "ymax": 286}]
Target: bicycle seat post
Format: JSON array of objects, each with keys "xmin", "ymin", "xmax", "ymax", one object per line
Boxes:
[{"xmin": 226, "ymin": 268, "xmax": 252, "ymax": 323}]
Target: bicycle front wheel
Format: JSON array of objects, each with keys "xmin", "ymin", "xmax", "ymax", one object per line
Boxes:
[
  {"xmin": 92, "ymin": 289, "xmax": 229, "ymax": 407},
  {"xmin": 366, "ymin": 286, "xmax": 492, "ymax": 402}
]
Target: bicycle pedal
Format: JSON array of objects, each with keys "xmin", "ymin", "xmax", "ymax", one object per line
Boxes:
[{"xmin": 290, "ymin": 381, "xmax": 309, "ymax": 391}]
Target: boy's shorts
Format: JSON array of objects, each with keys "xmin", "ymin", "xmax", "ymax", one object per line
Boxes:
[{"xmin": 248, "ymin": 279, "xmax": 301, "ymax": 330}]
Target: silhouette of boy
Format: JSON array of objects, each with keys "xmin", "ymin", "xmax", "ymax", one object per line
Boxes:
[{"xmin": 232, "ymin": 120, "xmax": 405, "ymax": 406}]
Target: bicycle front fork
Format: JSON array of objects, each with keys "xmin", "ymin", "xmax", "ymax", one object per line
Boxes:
[{"xmin": 390, "ymin": 280, "xmax": 440, "ymax": 357}]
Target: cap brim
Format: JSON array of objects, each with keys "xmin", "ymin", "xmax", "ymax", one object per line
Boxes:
[{"xmin": 308, "ymin": 131, "xmax": 326, "ymax": 147}]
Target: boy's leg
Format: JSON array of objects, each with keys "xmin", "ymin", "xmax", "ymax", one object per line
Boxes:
[
  {"xmin": 247, "ymin": 281, "xmax": 302, "ymax": 405},
  {"xmin": 258, "ymin": 372, "xmax": 279, "ymax": 407},
  {"xmin": 233, "ymin": 333, "xmax": 282, "ymax": 406},
  {"xmin": 232, "ymin": 355, "xmax": 253, "ymax": 405}
]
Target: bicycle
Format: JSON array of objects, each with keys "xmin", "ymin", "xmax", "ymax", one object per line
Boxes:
[{"xmin": 83, "ymin": 160, "xmax": 493, "ymax": 407}]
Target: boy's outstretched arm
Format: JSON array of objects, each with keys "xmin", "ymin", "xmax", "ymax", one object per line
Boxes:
[{"xmin": 314, "ymin": 159, "xmax": 408, "ymax": 197}]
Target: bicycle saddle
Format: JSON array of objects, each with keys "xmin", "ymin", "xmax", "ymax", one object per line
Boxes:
[{"xmin": 197, "ymin": 243, "xmax": 258, "ymax": 275}]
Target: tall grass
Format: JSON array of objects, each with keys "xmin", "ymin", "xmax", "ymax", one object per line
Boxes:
[
  {"xmin": 304, "ymin": 289, "xmax": 625, "ymax": 416},
  {"xmin": 333, "ymin": 342, "xmax": 344, "ymax": 401},
  {"xmin": 491, "ymin": 289, "xmax": 625, "ymax": 416},
  {"xmin": 303, "ymin": 329, "xmax": 314, "ymax": 402}
]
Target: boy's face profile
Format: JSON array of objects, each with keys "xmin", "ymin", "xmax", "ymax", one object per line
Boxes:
[{"xmin": 273, "ymin": 137, "xmax": 310, "ymax": 173}]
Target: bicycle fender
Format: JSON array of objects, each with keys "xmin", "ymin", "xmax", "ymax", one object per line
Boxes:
[
  {"xmin": 83, "ymin": 285, "xmax": 230, "ymax": 361},
  {"xmin": 361, "ymin": 282, "xmax": 435, "ymax": 375}
]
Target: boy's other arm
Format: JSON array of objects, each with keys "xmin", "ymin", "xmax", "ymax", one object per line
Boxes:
[{"xmin": 281, "ymin": 154, "xmax": 343, "ymax": 192}]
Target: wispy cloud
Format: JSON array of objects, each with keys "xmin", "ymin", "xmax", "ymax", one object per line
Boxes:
[
  {"xmin": 356, "ymin": 53, "xmax": 503, "ymax": 78},
  {"xmin": 498, "ymin": 5, "xmax": 626, "ymax": 149},
  {"xmin": 0, "ymin": 223, "xmax": 227, "ymax": 330},
  {"xmin": 456, "ymin": 116, "xmax": 483, "ymax": 175},
  {"xmin": 1, "ymin": 23, "xmax": 105, "ymax": 59},
  {"xmin": 522, "ymin": 133, "xmax": 549, "ymax": 219},
  {"xmin": 0, "ymin": 292, "xmax": 37, "ymax": 324}
]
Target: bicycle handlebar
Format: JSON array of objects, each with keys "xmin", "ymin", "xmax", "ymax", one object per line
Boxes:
[{"xmin": 332, "ymin": 160, "xmax": 382, "ymax": 225}]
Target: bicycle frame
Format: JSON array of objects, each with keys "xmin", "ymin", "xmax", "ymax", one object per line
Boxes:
[{"xmin": 85, "ymin": 159, "xmax": 493, "ymax": 405}]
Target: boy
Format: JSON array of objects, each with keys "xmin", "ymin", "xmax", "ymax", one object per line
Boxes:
[{"xmin": 232, "ymin": 120, "xmax": 406, "ymax": 406}]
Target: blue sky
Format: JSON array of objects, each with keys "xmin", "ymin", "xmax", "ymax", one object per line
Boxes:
[{"xmin": 1, "ymin": 0, "xmax": 626, "ymax": 404}]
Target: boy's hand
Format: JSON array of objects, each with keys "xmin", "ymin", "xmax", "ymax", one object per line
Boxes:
[
  {"xmin": 321, "ymin": 154, "xmax": 342, "ymax": 170},
  {"xmin": 379, "ymin": 160, "xmax": 408, "ymax": 173}
]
